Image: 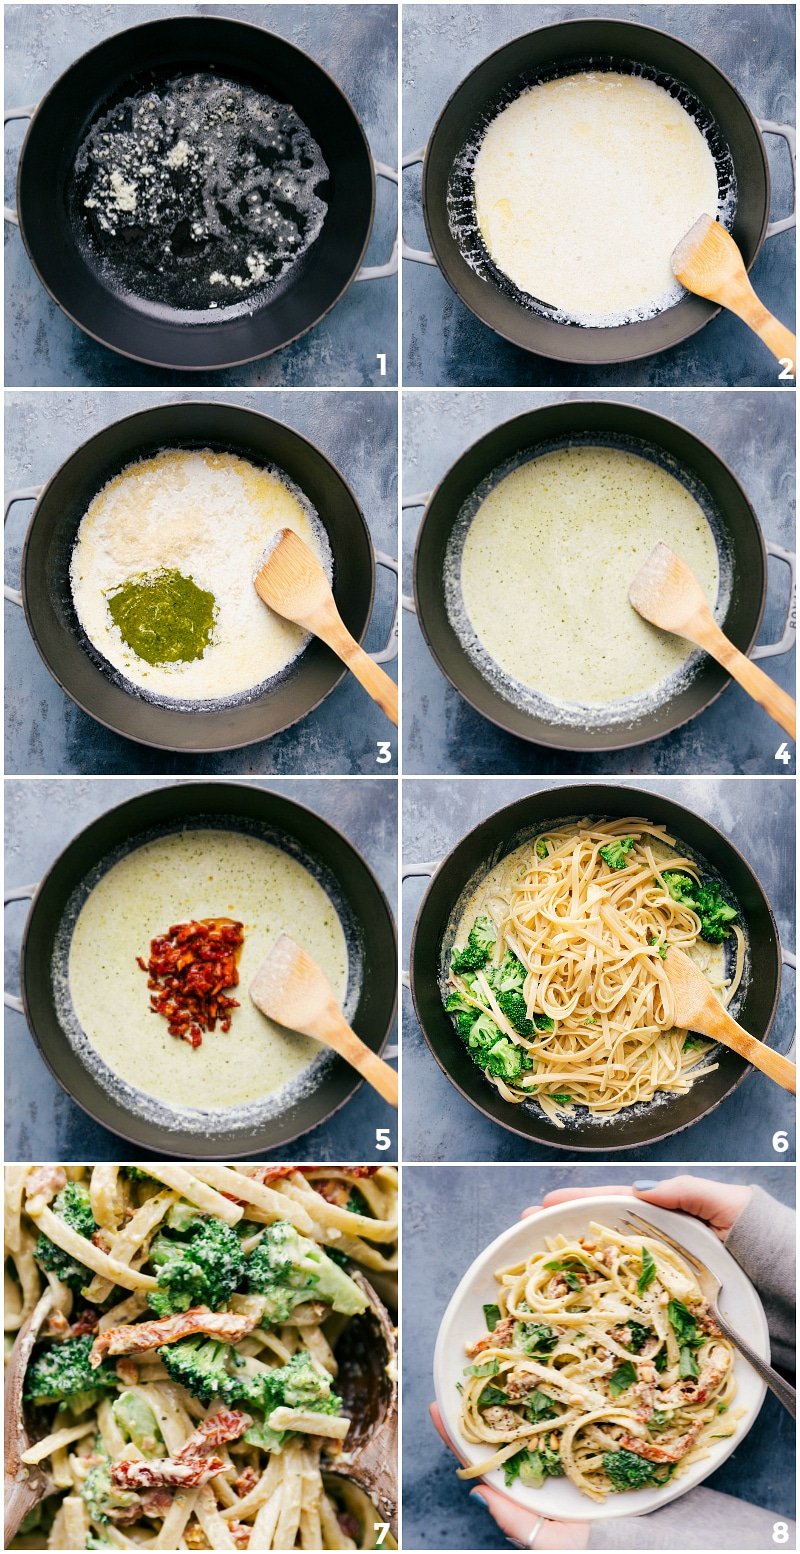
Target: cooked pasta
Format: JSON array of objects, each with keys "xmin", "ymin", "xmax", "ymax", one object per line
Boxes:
[
  {"xmin": 457, "ymin": 1220, "xmax": 738, "ymax": 1502},
  {"xmin": 5, "ymin": 1164, "xmax": 398, "ymax": 1551},
  {"xmin": 444, "ymin": 818, "xmax": 745, "ymax": 1124}
]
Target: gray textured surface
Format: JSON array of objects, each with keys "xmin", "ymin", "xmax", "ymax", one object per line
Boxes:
[
  {"xmin": 4, "ymin": 777, "xmax": 398, "ymax": 1161},
  {"xmin": 4, "ymin": 4, "xmax": 397, "ymax": 387},
  {"xmin": 4, "ymin": 390, "xmax": 398, "ymax": 775},
  {"xmin": 402, "ymin": 390, "xmax": 796, "ymax": 775},
  {"xmin": 402, "ymin": 4, "xmax": 796, "ymax": 387},
  {"xmin": 402, "ymin": 1164, "xmax": 796, "ymax": 1547},
  {"xmin": 401, "ymin": 776, "xmax": 795, "ymax": 1163}
]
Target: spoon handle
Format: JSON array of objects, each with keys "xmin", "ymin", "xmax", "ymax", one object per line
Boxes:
[
  {"xmin": 318, "ymin": 619, "xmax": 399, "ymax": 726},
  {"xmin": 317, "ymin": 1007, "xmax": 399, "ymax": 1108},
  {"xmin": 691, "ymin": 617, "xmax": 796, "ymax": 740},
  {"xmin": 697, "ymin": 999, "xmax": 796, "ymax": 1093}
]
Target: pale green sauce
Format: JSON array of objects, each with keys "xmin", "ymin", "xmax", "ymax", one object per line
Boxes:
[{"xmin": 68, "ymin": 830, "xmax": 347, "ymax": 1111}]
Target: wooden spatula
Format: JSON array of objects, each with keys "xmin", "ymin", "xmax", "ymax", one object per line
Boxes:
[
  {"xmin": 250, "ymin": 934, "xmax": 398, "ymax": 1108},
  {"xmin": 663, "ymin": 946, "xmax": 796, "ymax": 1093},
  {"xmin": 672, "ymin": 214, "xmax": 796, "ymax": 370},
  {"xmin": 629, "ymin": 542, "xmax": 796, "ymax": 740},
  {"xmin": 5, "ymin": 1289, "xmax": 56, "ymax": 1545},
  {"xmin": 254, "ymin": 530, "xmax": 398, "ymax": 726}
]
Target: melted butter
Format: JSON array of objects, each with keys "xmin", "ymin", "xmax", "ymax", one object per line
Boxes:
[
  {"xmin": 68, "ymin": 830, "xmax": 347, "ymax": 1111},
  {"xmin": 473, "ymin": 72, "xmax": 720, "ymax": 322},
  {"xmin": 459, "ymin": 445, "xmax": 719, "ymax": 707}
]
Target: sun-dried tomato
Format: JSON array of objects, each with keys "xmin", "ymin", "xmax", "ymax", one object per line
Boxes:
[{"xmin": 136, "ymin": 919, "xmax": 244, "ymax": 1048}]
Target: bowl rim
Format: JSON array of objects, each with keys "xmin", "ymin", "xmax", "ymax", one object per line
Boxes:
[{"xmin": 433, "ymin": 1192, "xmax": 769, "ymax": 1522}]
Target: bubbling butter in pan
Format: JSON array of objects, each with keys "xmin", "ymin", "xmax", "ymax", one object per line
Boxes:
[
  {"xmin": 455, "ymin": 445, "xmax": 720, "ymax": 710},
  {"xmin": 472, "ymin": 71, "xmax": 721, "ymax": 324},
  {"xmin": 70, "ymin": 448, "xmax": 331, "ymax": 704}
]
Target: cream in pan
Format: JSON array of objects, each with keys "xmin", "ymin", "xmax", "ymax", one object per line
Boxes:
[
  {"xmin": 451, "ymin": 444, "xmax": 720, "ymax": 712},
  {"xmin": 472, "ymin": 71, "xmax": 721, "ymax": 325},
  {"xmin": 67, "ymin": 829, "xmax": 347, "ymax": 1111}
]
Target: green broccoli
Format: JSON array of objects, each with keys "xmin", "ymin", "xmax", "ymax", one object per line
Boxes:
[
  {"xmin": 158, "ymin": 1335, "xmax": 240, "ymax": 1405},
  {"xmin": 662, "ymin": 871, "xmax": 697, "ymax": 904},
  {"xmin": 535, "ymin": 838, "xmax": 550, "ymax": 859},
  {"xmin": 34, "ymin": 1183, "xmax": 96, "ymax": 1293},
  {"xmin": 444, "ymin": 990, "xmax": 480, "ymax": 1041},
  {"xmin": 482, "ymin": 1036, "xmax": 532, "ymax": 1083},
  {"xmin": 24, "ymin": 1335, "xmax": 116, "ymax": 1410},
  {"xmin": 246, "ymin": 1221, "xmax": 368, "ymax": 1324},
  {"xmin": 505, "ymin": 1445, "xmax": 564, "ymax": 1488},
  {"xmin": 603, "ymin": 1449, "xmax": 672, "ymax": 1492},
  {"xmin": 149, "ymin": 1217, "xmax": 245, "ymax": 1317},
  {"xmin": 451, "ymin": 915, "xmax": 496, "ymax": 974},
  {"xmin": 80, "ymin": 1461, "xmax": 138, "ymax": 1525},
  {"xmin": 238, "ymin": 1352, "xmax": 343, "ymax": 1418},
  {"xmin": 694, "ymin": 882, "xmax": 738, "ymax": 944},
  {"xmin": 487, "ymin": 952, "xmax": 526, "ymax": 996},
  {"xmin": 112, "ymin": 1391, "xmax": 165, "ymax": 1455},
  {"xmin": 513, "ymin": 1321, "xmax": 558, "ymax": 1356},
  {"xmin": 600, "ymin": 838, "xmax": 635, "ymax": 870}
]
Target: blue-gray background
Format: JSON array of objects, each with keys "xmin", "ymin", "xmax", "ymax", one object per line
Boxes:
[
  {"xmin": 402, "ymin": 776, "xmax": 795, "ymax": 1162},
  {"xmin": 4, "ymin": 4, "xmax": 398, "ymax": 387},
  {"xmin": 4, "ymin": 390, "xmax": 398, "ymax": 776},
  {"xmin": 402, "ymin": 390, "xmax": 796, "ymax": 775},
  {"xmin": 402, "ymin": 4, "xmax": 796, "ymax": 387},
  {"xmin": 4, "ymin": 776, "xmax": 398, "ymax": 1162},
  {"xmin": 402, "ymin": 1164, "xmax": 796, "ymax": 1547}
]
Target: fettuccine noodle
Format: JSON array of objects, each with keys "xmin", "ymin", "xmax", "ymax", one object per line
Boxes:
[{"xmin": 458, "ymin": 1220, "xmax": 739, "ymax": 1502}]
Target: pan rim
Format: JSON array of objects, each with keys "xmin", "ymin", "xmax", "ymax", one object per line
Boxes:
[
  {"xmin": 418, "ymin": 15, "xmax": 772, "ymax": 366},
  {"xmin": 18, "ymin": 399, "xmax": 379, "ymax": 753},
  {"xmin": 411, "ymin": 397, "xmax": 769, "ymax": 752},
  {"xmin": 408, "ymin": 780, "xmax": 783, "ymax": 1153},
  {"xmin": 13, "ymin": 14, "xmax": 380, "ymax": 371},
  {"xmin": 15, "ymin": 778, "xmax": 398, "ymax": 1157}
]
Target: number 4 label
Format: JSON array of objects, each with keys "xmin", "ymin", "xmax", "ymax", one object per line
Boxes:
[{"xmin": 775, "ymin": 742, "xmax": 792, "ymax": 766}]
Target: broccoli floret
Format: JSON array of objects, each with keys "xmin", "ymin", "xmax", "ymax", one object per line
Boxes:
[
  {"xmin": 33, "ymin": 1183, "xmax": 96, "ymax": 1293},
  {"xmin": 24, "ymin": 1335, "xmax": 116, "ymax": 1409},
  {"xmin": 487, "ymin": 952, "xmax": 526, "ymax": 995},
  {"xmin": 80, "ymin": 1461, "xmax": 138, "ymax": 1525},
  {"xmin": 246, "ymin": 1222, "xmax": 368, "ymax": 1324},
  {"xmin": 482, "ymin": 1035, "xmax": 532, "ymax": 1083},
  {"xmin": 112, "ymin": 1391, "xmax": 165, "ymax": 1455},
  {"xmin": 600, "ymin": 838, "xmax": 635, "ymax": 870},
  {"xmin": 444, "ymin": 991, "xmax": 480, "ymax": 1041},
  {"xmin": 158, "ymin": 1335, "xmax": 239, "ymax": 1405},
  {"xmin": 513, "ymin": 1321, "xmax": 558, "ymax": 1356},
  {"xmin": 694, "ymin": 882, "xmax": 738, "ymax": 944},
  {"xmin": 238, "ymin": 1352, "xmax": 343, "ymax": 1418},
  {"xmin": 603, "ymin": 1449, "xmax": 672, "ymax": 1492},
  {"xmin": 662, "ymin": 870, "xmax": 697, "ymax": 905},
  {"xmin": 505, "ymin": 1445, "xmax": 564, "ymax": 1487},
  {"xmin": 149, "ymin": 1217, "xmax": 245, "ymax": 1317},
  {"xmin": 451, "ymin": 915, "xmax": 496, "ymax": 974},
  {"xmin": 535, "ymin": 838, "xmax": 550, "ymax": 859}
]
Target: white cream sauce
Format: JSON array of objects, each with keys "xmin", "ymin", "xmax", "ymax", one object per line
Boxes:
[
  {"xmin": 70, "ymin": 449, "xmax": 331, "ymax": 703},
  {"xmin": 458, "ymin": 445, "xmax": 719, "ymax": 708},
  {"xmin": 67, "ymin": 829, "xmax": 347, "ymax": 1112},
  {"xmin": 473, "ymin": 71, "xmax": 720, "ymax": 323}
]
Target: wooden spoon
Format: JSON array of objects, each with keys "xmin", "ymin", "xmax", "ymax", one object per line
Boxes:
[
  {"xmin": 254, "ymin": 530, "xmax": 398, "ymax": 726},
  {"xmin": 249, "ymin": 934, "xmax": 398, "ymax": 1109},
  {"xmin": 5, "ymin": 1289, "xmax": 56, "ymax": 1545},
  {"xmin": 327, "ymin": 1270, "xmax": 398, "ymax": 1536},
  {"xmin": 672, "ymin": 214, "xmax": 796, "ymax": 370},
  {"xmin": 663, "ymin": 946, "xmax": 796, "ymax": 1093},
  {"xmin": 629, "ymin": 542, "xmax": 796, "ymax": 740}
]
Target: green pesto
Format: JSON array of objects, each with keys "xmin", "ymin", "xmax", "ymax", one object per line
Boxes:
[{"xmin": 106, "ymin": 569, "xmax": 216, "ymax": 666}]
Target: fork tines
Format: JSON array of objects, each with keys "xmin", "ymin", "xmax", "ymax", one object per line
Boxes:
[{"xmin": 619, "ymin": 1209, "xmax": 707, "ymax": 1280}]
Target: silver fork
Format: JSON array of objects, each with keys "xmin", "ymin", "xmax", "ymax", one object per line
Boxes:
[{"xmin": 620, "ymin": 1209, "xmax": 796, "ymax": 1419}]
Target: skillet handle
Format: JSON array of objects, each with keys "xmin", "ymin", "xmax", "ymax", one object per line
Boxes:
[
  {"xmin": 4, "ymin": 486, "xmax": 42, "ymax": 606},
  {"xmin": 400, "ymin": 492, "xmax": 431, "ymax": 612},
  {"xmin": 4, "ymin": 106, "xmax": 36, "ymax": 225},
  {"xmin": 370, "ymin": 552, "xmax": 399, "ymax": 665},
  {"xmin": 4, "ymin": 884, "xmax": 37, "ymax": 1014},
  {"xmin": 354, "ymin": 162, "xmax": 398, "ymax": 282},
  {"xmin": 751, "ymin": 541, "xmax": 796, "ymax": 661},
  {"xmin": 401, "ymin": 861, "xmax": 439, "ymax": 987},
  {"xmin": 402, "ymin": 148, "xmax": 437, "ymax": 265},
  {"xmin": 760, "ymin": 121, "xmax": 797, "ymax": 239}
]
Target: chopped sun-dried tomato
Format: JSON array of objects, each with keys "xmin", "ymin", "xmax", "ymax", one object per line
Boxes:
[{"xmin": 136, "ymin": 919, "xmax": 244, "ymax": 1048}]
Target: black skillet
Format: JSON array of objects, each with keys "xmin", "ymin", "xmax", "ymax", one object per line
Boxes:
[
  {"xmin": 404, "ymin": 19, "xmax": 795, "ymax": 364},
  {"xmin": 6, "ymin": 16, "xmax": 395, "ymax": 370},
  {"xmin": 5, "ymin": 401, "xmax": 396, "ymax": 752},
  {"xmin": 408, "ymin": 783, "xmax": 792, "ymax": 1152},
  {"xmin": 4, "ymin": 782, "xmax": 398, "ymax": 1157},
  {"xmin": 409, "ymin": 400, "xmax": 795, "ymax": 753}
]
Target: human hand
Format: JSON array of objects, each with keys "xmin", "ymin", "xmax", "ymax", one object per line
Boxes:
[
  {"xmin": 522, "ymin": 1175, "xmax": 752, "ymax": 1241},
  {"xmin": 429, "ymin": 1403, "xmax": 589, "ymax": 1550}
]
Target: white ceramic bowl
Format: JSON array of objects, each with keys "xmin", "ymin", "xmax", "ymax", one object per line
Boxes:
[{"xmin": 434, "ymin": 1194, "xmax": 769, "ymax": 1522}]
